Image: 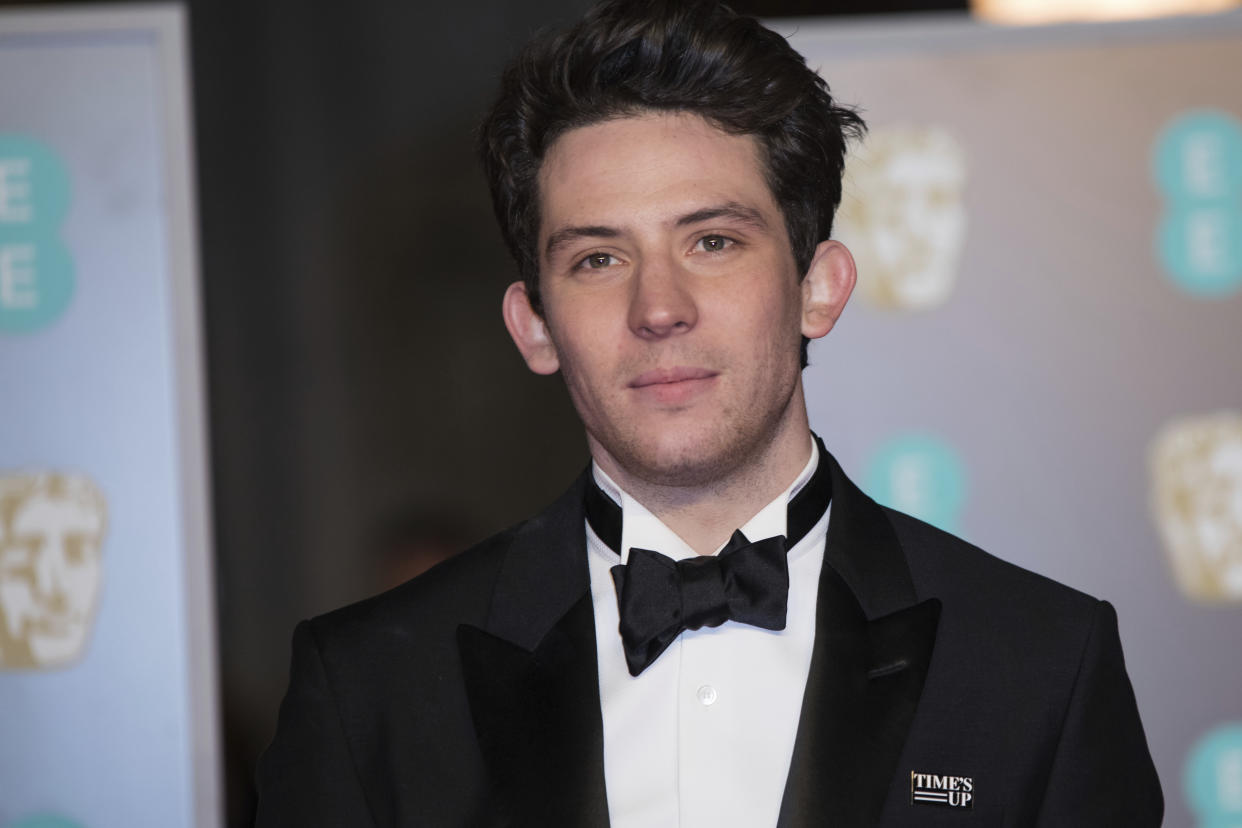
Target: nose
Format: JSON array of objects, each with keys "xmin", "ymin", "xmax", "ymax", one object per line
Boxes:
[{"xmin": 627, "ymin": 254, "xmax": 698, "ymax": 340}]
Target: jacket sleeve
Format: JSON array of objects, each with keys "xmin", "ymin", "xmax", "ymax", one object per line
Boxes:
[
  {"xmin": 1033, "ymin": 600, "xmax": 1163, "ymax": 826},
  {"xmin": 254, "ymin": 620, "xmax": 378, "ymax": 827}
]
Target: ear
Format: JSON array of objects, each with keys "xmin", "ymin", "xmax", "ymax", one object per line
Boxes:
[
  {"xmin": 502, "ymin": 281, "xmax": 560, "ymax": 375},
  {"xmin": 801, "ymin": 239, "xmax": 856, "ymax": 340}
]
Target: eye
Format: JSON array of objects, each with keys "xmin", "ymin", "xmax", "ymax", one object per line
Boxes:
[
  {"xmin": 695, "ymin": 235, "xmax": 734, "ymax": 253},
  {"xmin": 577, "ymin": 252, "xmax": 618, "ymax": 270}
]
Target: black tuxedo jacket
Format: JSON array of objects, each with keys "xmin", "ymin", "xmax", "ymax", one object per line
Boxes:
[{"xmin": 255, "ymin": 453, "xmax": 1162, "ymax": 826}]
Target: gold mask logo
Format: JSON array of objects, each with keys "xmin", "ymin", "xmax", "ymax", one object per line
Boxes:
[
  {"xmin": 0, "ymin": 472, "xmax": 107, "ymax": 669},
  {"xmin": 1150, "ymin": 412, "xmax": 1242, "ymax": 604},
  {"xmin": 834, "ymin": 125, "xmax": 968, "ymax": 312}
]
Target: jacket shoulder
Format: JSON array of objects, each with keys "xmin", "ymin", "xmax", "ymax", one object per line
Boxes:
[
  {"xmin": 888, "ymin": 507, "xmax": 1095, "ymax": 601},
  {"xmin": 301, "ymin": 521, "xmax": 521, "ymax": 659},
  {"xmin": 883, "ymin": 507, "xmax": 1103, "ymax": 645}
]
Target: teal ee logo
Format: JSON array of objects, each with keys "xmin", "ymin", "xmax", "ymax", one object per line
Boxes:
[
  {"xmin": 1186, "ymin": 722, "xmax": 1242, "ymax": 827},
  {"xmin": 1152, "ymin": 111, "xmax": 1242, "ymax": 299},
  {"xmin": 8, "ymin": 815, "xmax": 86, "ymax": 828},
  {"xmin": 865, "ymin": 433, "xmax": 967, "ymax": 533},
  {"xmin": 1157, "ymin": 207, "xmax": 1242, "ymax": 297},
  {"xmin": 0, "ymin": 135, "xmax": 75, "ymax": 333},
  {"xmin": 1155, "ymin": 111, "xmax": 1242, "ymax": 202}
]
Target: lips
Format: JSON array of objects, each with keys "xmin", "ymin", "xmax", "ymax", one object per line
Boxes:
[
  {"xmin": 628, "ymin": 366, "xmax": 719, "ymax": 388},
  {"xmin": 627, "ymin": 366, "xmax": 719, "ymax": 405}
]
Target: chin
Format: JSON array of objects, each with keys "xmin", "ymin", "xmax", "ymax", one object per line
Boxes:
[{"xmin": 615, "ymin": 424, "xmax": 757, "ymax": 488}]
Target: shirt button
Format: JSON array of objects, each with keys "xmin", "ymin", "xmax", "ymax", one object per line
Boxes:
[{"xmin": 696, "ymin": 684, "xmax": 718, "ymax": 706}]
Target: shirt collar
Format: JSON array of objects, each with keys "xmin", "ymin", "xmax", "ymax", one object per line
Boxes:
[{"xmin": 590, "ymin": 436, "xmax": 820, "ymax": 564}]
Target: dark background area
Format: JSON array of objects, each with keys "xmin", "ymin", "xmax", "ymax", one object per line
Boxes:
[{"xmin": 6, "ymin": 0, "xmax": 965, "ymax": 821}]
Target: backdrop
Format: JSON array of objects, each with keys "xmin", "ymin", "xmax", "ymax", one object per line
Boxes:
[
  {"xmin": 784, "ymin": 12, "xmax": 1242, "ymax": 827},
  {"xmin": 0, "ymin": 7, "xmax": 218, "ymax": 827}
]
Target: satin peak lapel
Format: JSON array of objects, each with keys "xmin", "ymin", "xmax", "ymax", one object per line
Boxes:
[
  {"xmin": 778, "ymin": 453, "xmax": 942, "ymax": 827},
  {"xmin": 457, "ymin": 473, "xmax": 609, "ymax": 827}
]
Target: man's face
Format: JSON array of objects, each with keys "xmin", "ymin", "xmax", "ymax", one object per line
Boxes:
[
  {"xmin": 523, "ymin": 112, "xmax": 814, "ymax": 487},
  {"xmin": 0, "ymin": 477, "xmax": 105, "ymax": 668}
]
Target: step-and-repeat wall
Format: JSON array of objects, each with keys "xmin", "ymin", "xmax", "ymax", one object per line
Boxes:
[
  {"xmin": 786, "ymin": 12, "xmax": 1242, "ymax": 828},
  {"xmin": 2, "ymin": 4, "xmax": 1239, "ymax": 826},
  {"xmin": 0, "ymin": 8, "xmax": 219, "ymax": 827}
]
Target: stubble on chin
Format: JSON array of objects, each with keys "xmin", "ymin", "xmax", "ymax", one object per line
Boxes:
[
  {"xmin": 588, "ymin": 396, "xmax": 791, "ymax": 496},
  {"xmin": 606, "ymin": 429, "xmax": 737, "ymax": 490}
]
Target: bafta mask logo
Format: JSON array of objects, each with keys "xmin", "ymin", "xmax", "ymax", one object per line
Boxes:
[
  {"xmin": 1150, "ymin": 412, "xmax": 1242, "ymax": 603},
  {"xmin": 834, "ymin": 125, "xmax": 968, "ymax": 312},
  {"xmin": 0, "ymin": 472, "xmax": 107, "ymax": 669}
]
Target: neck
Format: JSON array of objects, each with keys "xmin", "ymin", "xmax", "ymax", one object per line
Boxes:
[{"xmin": 592, "ymin": 393, "xmax": 815, "ymax": 555}]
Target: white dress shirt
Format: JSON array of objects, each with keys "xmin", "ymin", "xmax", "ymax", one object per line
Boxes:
[{"xmin": 586, "ymin": 440, "xmax": 830, "ymax": 828}]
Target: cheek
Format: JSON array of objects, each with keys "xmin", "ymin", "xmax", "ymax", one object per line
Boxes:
[
  {"xmin": 547, "ymin": 305, "xmax": 623, "ymax": 379},
  {"xmin": 549, "ymin": 334, "xmax": 614, "ymax": 414},
  {"xmin": 567, "ymin": 372, "xmax": 622, "ymax": 430},
  {"xmin": 756, "ymin": 282, "xmax": 806, "ymax": 344}
]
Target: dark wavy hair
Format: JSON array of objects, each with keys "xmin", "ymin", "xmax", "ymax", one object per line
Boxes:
[{"xmin": 479, "ymin": 0, "xmax": 864, "ymax": 363}]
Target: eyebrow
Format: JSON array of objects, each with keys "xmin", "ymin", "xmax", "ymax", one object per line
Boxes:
[
  {"xmin": 674, "ymin": 202, "xmax": 769, "ymax": 231},
  {"xmin": 542, "ymin": 202, "xmax": 771, "ymax": 261},
  {"xmin": 544, "ymin": 225, "xmax": 620, "ymax": 260}
]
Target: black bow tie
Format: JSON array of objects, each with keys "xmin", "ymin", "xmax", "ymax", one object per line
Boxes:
[
  {"xmin": 584, "ymin": 434, "xmax": 833, "ymax": 676},
  {"xmin": 611, "ymin": 530, "xmax": 789, "ymax": 675}
]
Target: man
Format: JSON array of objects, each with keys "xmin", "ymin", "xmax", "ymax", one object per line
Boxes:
[{"xmin": 257, "ymin": 1, "xmax": 1162, "ymax": 825}]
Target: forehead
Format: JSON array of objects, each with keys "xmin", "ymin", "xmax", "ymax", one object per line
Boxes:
[{"xmin": 537, "ymin": 111, "xmax": 777, "ymax": 237}]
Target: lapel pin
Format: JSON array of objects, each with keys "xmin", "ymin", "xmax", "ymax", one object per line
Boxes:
[{"xmin": 911, "ymin": 771, "xmax": 975, "ymax": 809}]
